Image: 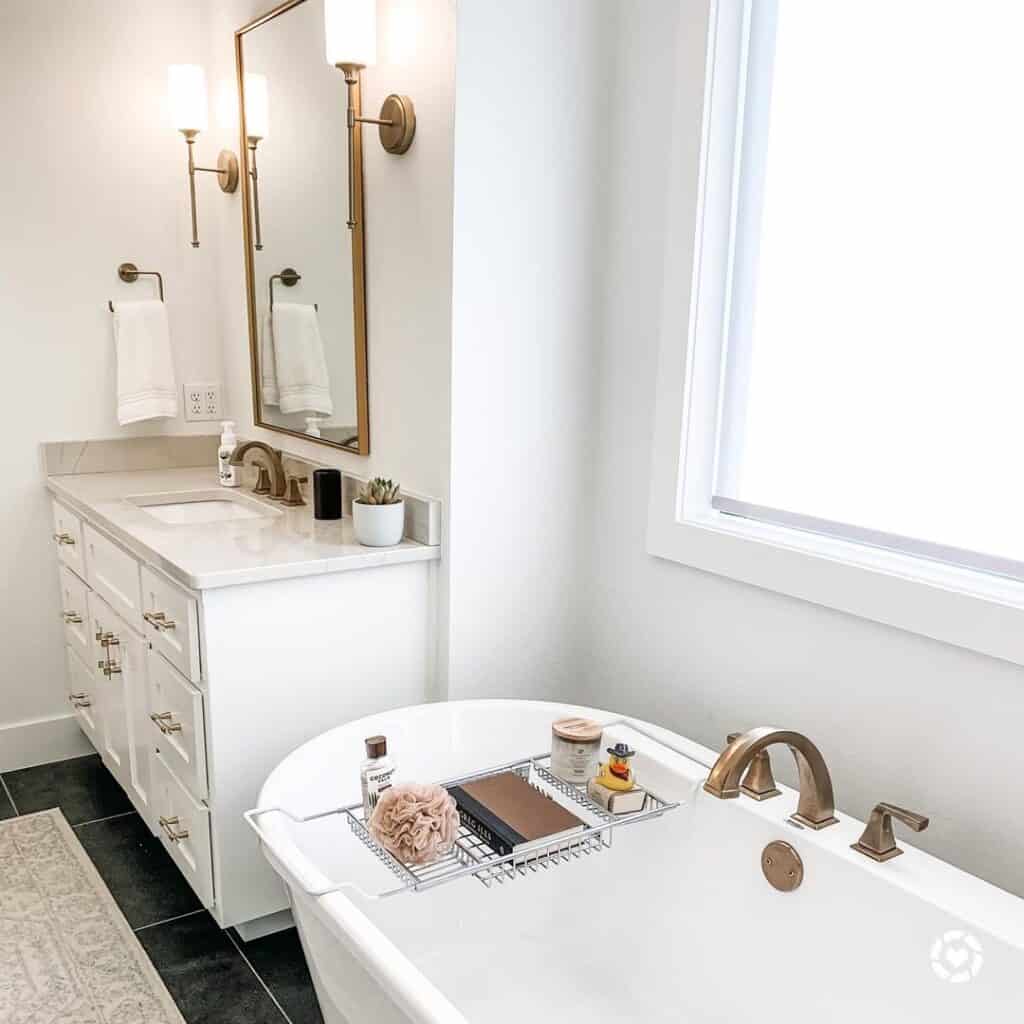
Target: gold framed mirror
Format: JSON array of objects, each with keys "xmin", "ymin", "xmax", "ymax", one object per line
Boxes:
[{"xmin": 236, "ymin": 0, "xmax": 370, "ymax": 455}]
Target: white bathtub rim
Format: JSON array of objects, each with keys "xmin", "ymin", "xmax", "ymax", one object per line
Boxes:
[{"xmin": 254, "ymin": 699, "xmax": 1024, "ymax": 1001}]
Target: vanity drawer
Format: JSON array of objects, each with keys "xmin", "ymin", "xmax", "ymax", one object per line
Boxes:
[
  {"xmin": 84, "ymin": 523, "xmax": 142, "ymax": 628},
  {"xmin": 58, "ymin": 565, "xmax": 91, "ymax": 663},
  {"xmin": 147, "ymin": 650, "xmax": 208, "ymax": 801},
  {"xmin": 141, "ymin": 566, "xmax": 201, "ymax": 683},
  {"xmin": 51, "ymin": 500, "xmax": 85, "ymax": 578},
  {"xmin": 151, "ymin": 751, "xmax": 214, "ymax": 908},
  {"xmin": 65, "ymin": 645, "xmax": 101, "ymax": 748}
]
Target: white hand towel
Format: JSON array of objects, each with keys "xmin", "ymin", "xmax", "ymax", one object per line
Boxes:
[
  {"xmin": 111, "ymin": 300, "xmax": 178, "ymax": 425},
  {"xmin": 260, "ymin": 312, "xmax": 280, "ymax": 407},
  {"xmin": 271, "ymin": 302, "xmax": 334, "ymax": 415}
]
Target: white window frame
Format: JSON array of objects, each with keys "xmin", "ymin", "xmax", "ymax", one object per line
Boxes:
[{"xmin": 646, "ymin": 0, "xmax": 1024, "ymax": 666}]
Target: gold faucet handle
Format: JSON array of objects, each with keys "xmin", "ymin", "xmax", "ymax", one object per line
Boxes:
[
  {"xmin": 726, "ymin": 732, "xmax": 781, "ymax": 801},
  {"xmin": 281, "ymin": 475, "xmax": 309, "ymax": 507},
  {"xmin": 252, "ymin": 466, "xmax": 272, "ymax": 494},
  {"xmin": 851, "ymin": 802, "xmax": 929, "ymax": 862}
]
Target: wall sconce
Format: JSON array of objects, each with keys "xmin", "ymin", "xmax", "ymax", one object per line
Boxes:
[
  {"xmin": 244, "ymin": 73, "xmax": 269, "ymax": 251},
  {"xmin": 324, "ymin": 0, "xmax": 416, "ymax": 230},
  {"xmin": 168, "ymin": 64, "xmax": 239, "ymax": 248}
]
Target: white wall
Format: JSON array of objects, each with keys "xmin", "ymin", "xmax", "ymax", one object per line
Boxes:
[
  {"xmin": 580, "ymin": 0, "xmax": 1024, "ymax": 898},
  {"xmin": 446, "ymin": 0, "xmax": 614, "ymax": 699},
  {"xmin": 208, "ymin": 0, "xmax": 455, "ymax": 504},
  {"xmin": 0, "ymin": 0, "xmax": 225, "ymax": 754}
]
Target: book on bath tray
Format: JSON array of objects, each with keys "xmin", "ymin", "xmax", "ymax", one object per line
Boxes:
[{"xmin": 448, "ymin": 772, "xmax": 586, "ymax": 858}]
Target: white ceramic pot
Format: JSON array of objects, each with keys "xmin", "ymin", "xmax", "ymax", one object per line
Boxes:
[{"xmin": 352, "ymin": 500, "xmax": 405, "ymax": 547}]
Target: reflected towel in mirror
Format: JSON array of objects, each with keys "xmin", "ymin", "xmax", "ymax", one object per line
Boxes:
[
  {"xmin": 111, "ymin": 299, "xmax": 178, "ymax": 425},
  {"xmin": 260, "ymin": 312, "xmax": 280, "ymax": 407},
  {"xmin": 266, "ymin": 303, "xmax": 333, "ymax": 415}
]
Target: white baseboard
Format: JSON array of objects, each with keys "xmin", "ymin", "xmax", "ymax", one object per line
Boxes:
[
  {"xmin": 234, "ymin": 908, "xmax": 294, "ymax": 942},
  {"xmin": 0, "ymin": 713, "xmax": 94, "ymax": 772}
]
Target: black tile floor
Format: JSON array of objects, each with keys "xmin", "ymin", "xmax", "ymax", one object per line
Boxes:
[{"xmin": 0, "ymin": 753, "xmax": 324, "ymax": 1024}]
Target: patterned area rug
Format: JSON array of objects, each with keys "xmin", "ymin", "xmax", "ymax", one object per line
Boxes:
[{"xmin": 0, "ymin": 809, "xmax": 184, "ymax": 1024}]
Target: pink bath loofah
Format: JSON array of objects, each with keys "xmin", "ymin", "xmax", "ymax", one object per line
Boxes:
[{"xmin": 368, "ymin": 782, "xmax": 461, "ymax": 865}]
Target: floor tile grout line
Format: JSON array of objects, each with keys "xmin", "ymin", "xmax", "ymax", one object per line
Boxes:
[
  {"xmin": 133, "ymin": 908, "xmax": 206, "ymax": 933},
  {"xmin": 226, "ymin": 929, "xmax": 296, "ymax": 1024},
  {"xmin": 72, "ymin": 810, "xmax": 137, "ymax": 829},
  {"xmin": 0, "ymin": 775, "xmax": 18, "ymax": 816}
]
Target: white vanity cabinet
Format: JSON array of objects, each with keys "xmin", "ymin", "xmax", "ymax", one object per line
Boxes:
[{"xmin": 47, "ymin": 485, "xmax": 437, "ymax": 937}]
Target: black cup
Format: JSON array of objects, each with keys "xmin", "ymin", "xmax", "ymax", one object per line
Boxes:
[{"xmin": 313, "ymin": 469, "xmax": 342, "ymax": 520}]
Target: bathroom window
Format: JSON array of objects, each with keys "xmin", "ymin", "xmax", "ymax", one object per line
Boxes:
[{"xmin": 647, "ymin": 0, "xmax": 1024, "ymax": 664}]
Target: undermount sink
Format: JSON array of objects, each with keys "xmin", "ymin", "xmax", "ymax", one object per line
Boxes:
[{"xmin": 127, "ymin": 489, "xmax": 281, "ymax": 525}]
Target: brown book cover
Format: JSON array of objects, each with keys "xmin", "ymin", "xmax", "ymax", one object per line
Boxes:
[{"xmin": 449, "ymin": 772, "xmax": 585, "ymax": 856}]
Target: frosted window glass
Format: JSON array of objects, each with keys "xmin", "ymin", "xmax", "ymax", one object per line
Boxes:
[{"xmin": 719, "ymin": 1, "xmax": 1024, "ymax": 565}]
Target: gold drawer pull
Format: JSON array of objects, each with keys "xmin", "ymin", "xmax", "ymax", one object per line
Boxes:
[
  {"xmin": 144, "ymin": 611, "xmax": 177, "ymax": 632},
  {"xmin": 62, "ymin": 611, "xmax": 83, "ymax": 624},
  {"xmin": 159, "ymin": 815, "xmax": 190, "ymax": 843},
  {"xmin": 99, "ymin": 634, "xmax": 120, "ymax": 649},
  {"xmin": 150, "ymin": 712, "xmax": 183, "ymax": 735},
  {"xmin": 68, "ymin": 694, "xmax": 92, "ymax": 708},
  {"xmin": 53, "ymin": 532, "xmax": 76, "ymax": 546},
  {"xmin": 98, "ymin": 658, "xmax": 122, "ymax": 677}
]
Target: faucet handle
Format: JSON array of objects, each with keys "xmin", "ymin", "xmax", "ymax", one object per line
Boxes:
[
  {"xmin": 851, "ymin": 802, "xmax": 929, "ymax": 862},
  {"xmin": 281, "ymin": 475, "xmax": 309, "ymax": 507},
  {"xmin": 726, "ymin": 732, "xmax": 781, "ymax": 801},
  {"xmin": 252, "ymin": 466, "xmax": 272, "ymax": 494}
]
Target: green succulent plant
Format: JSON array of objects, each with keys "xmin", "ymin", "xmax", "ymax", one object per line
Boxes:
[{"xmin": 355, "ymin": 477, "xmax": 402, "ymax": 505}]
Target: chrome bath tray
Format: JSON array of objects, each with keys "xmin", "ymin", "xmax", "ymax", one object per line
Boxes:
[{"xmin": 247, "ymin": 750, "xmax": 680, "ymax": 901}]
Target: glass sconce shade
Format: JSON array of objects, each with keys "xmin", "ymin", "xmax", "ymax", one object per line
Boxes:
[
  {"xmin": 324, "ymin": 0, "xmax": 377, "ymax": 68},
  {"xmin": 244, "ymin": 73, "xmax": 270, "ymax": 140},
  {"xmin": 168, "ymin": 64, "xmax": 209, "ymax": 133}
]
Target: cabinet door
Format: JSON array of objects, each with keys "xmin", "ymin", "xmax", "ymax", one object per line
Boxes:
[
  {"xmin": 147, "ymin": 650, "xmax": 208, "ymax": 801},
  {"xmin": 88, "ymin": 592, "xmax": 153, "ymax": 828},
  {"xmin": 58, "ymin": 565, "xmax": 91, "ymax": 664},
  {"xmin": 141, "ymin": 565, "xmax": 201, "ymax": 683},
  {"xmin": 51, "ymin": 499, "xmax": 86, "ymax": 578},
  {"xmin": 151, "ymin": 751, "xmax": 214, "ymax": 907},
  {"xmin": 84, "ymin": 523, "xmax": 142, "ymax": 628},
  {"xmin": 65, "ymin": 645, "xmax": 101, "ymax": 748}
]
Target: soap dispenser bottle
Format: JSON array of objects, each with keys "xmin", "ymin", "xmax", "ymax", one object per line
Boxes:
[{"xmin": 218, "ymin": 421, "xmax": 239, "ymax": 487}]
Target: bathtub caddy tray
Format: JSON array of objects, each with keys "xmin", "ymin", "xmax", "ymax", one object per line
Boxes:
[{"xmin": 247, "ymin": 752, "xmax": 680, "ymax": 900}]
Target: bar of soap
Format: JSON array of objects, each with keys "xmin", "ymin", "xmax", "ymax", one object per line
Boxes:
[{"xmin": 587, "ymin": 778, "xmax": 647, "ymax": 815}]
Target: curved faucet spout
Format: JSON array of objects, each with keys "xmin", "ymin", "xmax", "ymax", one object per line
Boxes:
[
  {"xmin": 704, "ymin": 727, "xmax": 839, "ymax": 830},
  {"xmin": 229, "ymin": 441, "xmax": 286, "ymax": 499}
]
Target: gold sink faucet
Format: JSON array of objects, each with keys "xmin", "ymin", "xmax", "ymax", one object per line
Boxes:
[
  {"xmin": 229, "ymin": 441, "xmax": 286, "ymax": 500},
  {"xmin": 704, "ymin": 727, "xmax": 839, "ymax": 830}
]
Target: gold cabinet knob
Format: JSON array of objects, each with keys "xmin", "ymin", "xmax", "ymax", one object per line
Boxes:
[
  {"xmin": 62, "ymin": 611, "xmax": 83, "ymax": 624},
  {"xmin": 52, "ymin": 532, "xmax": 76, "ymax": 545}
]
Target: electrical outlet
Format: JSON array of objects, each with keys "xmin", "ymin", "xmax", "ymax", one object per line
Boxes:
[
  {"xmin": 184, "ymin": 382, "xmax": 221, "ymax": 422},
  {"xmin": 204, "ymin": 384, "xmax": 221, "ymax": 419}
]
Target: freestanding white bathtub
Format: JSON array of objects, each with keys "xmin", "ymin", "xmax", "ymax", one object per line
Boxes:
[{"xmin": 251, "ymin": 701, "xmax": 1024, "ymax": 1022}]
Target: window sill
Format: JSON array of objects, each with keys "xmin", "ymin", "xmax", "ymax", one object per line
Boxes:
[{"xmin": 646, "ymin": 505, "xmax": 1024, "ymax": 667}]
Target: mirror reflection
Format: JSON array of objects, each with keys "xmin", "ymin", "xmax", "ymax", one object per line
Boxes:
[{"xmin": 238, "ymin": 0, "xmax": 368, "ymax": 453}]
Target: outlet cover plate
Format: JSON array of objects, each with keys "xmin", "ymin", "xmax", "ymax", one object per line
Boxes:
[{"xmin": 184, "ymin": 383, "xmax": 221, "ymax": 422}]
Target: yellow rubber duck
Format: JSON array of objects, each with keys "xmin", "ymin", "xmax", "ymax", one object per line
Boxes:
[{"xmin": 595, "ymin": 742, "xmax": 636, "ymax": 792}]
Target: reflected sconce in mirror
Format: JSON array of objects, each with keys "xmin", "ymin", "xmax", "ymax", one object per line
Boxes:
[
  {"xmin": 168, "ymin": 64, "xmax": 240, "ymax": 248},
  {"xmin": 324, "ymin": 0, "xmax": 416, "ymax": 230},
  {"xmin": 244, "ymin": 73, "xmax": 269, "ymax": 251}
]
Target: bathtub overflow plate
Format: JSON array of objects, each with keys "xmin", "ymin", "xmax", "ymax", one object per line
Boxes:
[{"xmin": 761, "ymin": 840, "xmax": 803, "ymax": 892}]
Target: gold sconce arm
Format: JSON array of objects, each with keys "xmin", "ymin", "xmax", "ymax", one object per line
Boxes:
[
  {"xmin": 337, "ymin": 64, "xmax": 416, "ymax": 230},
  {"xmin": 180, "ymin": 129, "xmax": 239, "ymax": 248},
  {"xmin": 247, "ymin": 138, "xmax": 263, "ymax": 250}
]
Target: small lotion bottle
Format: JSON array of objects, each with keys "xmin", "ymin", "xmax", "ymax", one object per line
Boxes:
[
  {"xmin": 218, "ymin": 421, "xmax": 239, "ymax": 487},
  {"xmin": 360, "ymin": 735, "xmax": 395, "ymax": 818}
]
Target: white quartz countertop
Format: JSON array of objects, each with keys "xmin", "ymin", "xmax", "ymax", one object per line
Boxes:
[{"xmin": 47, "ymin": 467, "xmax": 440, "ymax": 591}]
